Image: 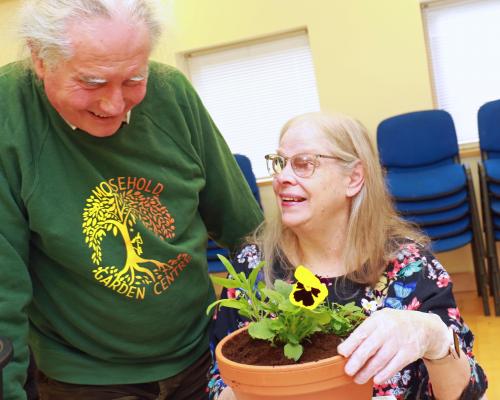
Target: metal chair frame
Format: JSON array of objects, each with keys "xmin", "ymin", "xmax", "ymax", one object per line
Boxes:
[{"xmin": 478, "ymin": 162, "xmax": 500, "ymax": 315}]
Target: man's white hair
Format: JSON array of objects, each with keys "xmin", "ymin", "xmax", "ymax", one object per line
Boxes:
[{"xmin": 18, "ymin": 0, "xmax": 164, "ymax": 68}]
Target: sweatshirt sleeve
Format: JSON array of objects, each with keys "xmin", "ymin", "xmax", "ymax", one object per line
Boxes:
[
  {"xmin": 175, "ymin": 71, "xmax": 264, "ymax": 250},
  {"xmin": 0, "ymin": 169, "xmax": 32, "ymax": 400}
]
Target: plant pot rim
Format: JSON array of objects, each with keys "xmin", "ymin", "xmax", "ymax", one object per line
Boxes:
[
  {"xmin": 216, "ymin": 325, "xmax": 348, "ymax": 372},
  {"xmin": 216, "ymin": 326, "xmax": 373, "ymax": 399}
]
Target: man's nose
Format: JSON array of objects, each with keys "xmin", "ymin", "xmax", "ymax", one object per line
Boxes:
[{"xmin": 99, "ymin": 87, "xmax": 125, "ymax": 115}]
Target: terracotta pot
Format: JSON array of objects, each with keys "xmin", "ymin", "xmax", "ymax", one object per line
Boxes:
[{"xmin": 216, "ymin": 326, "xmax": 373, "ymax": 400}]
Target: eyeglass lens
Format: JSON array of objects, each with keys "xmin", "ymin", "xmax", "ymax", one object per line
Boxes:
[{"xmin": 267, "ymin": 154, "xmax": 316, "ymax": 178}]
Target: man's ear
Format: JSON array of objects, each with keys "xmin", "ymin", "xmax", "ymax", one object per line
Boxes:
[
  {"xmin": 29, "ymin": 43, "xmax": 46, "ymax": 80},
  {"xmin": 346, "ymin": 161, "xmax": 365, "ymax": 198}
]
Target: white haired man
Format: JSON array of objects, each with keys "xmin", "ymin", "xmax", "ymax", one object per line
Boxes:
[{"xmin": 0, "ymin": 1, "xmax": 263, "ymax": 399}]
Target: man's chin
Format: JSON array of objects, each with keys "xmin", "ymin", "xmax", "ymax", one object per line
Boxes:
[{"xmin": 77, "ymin": 122, "xmax": 123, "ymax": 137}]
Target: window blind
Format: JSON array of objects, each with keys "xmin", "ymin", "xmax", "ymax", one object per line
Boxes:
[
  {"xmin": 186, "ymin": 32, "xmax": 321, "ymax": 179},
  {"xmin": 423, "ymin": 0, "xmax": 500, "ymax": 144}
]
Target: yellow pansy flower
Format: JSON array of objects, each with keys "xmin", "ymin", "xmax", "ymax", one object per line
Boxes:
[{"xmin": 289, "ymin": 265, "xmax": 328, "ymax": 310}]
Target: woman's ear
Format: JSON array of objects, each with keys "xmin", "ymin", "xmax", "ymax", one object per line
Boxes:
[{"xmin": 346, "ymin": 161, "xmax": 365, "ymax": 198}]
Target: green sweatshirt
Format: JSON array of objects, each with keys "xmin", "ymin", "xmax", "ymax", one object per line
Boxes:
[{"xmin": 0, "ymin": 61, "xmax": 263, "ymax": 400}]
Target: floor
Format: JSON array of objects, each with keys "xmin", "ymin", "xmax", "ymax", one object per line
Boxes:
[{"xmin": 455, "ymin": 291, "xmax": 500, "ymax": 399}]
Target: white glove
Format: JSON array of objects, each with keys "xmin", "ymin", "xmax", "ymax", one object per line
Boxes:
[{"xmin": 337, "ymin": 308, "xmax": 450, "ymax": 385}]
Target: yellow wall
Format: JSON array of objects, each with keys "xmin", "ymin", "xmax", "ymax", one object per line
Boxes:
[
  {"xmin": 0, "ymin": 0, "xmax": 22, "ymax": 66},
  {"xmin": 160, "ymin": 0, "xmax": 434, "ymax": 135}
]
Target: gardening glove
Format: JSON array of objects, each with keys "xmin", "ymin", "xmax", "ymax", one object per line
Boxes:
[
  {"xmin": 337, "ymin": 308, "xmax": 450, "ymax": 385},
  {"xmin": 218, "ymin": 386, "xmax": 237, "ymax": 400}
]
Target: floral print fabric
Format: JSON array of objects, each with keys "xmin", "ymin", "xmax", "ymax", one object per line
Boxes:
[{"xmin": 208, "ymin": 242, "xmax": 487, "ymax": 399}]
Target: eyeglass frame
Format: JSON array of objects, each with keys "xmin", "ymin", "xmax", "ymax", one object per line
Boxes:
[{"xmin": 264, "ymin": 153, "xmax": 340, "ymax": 178}]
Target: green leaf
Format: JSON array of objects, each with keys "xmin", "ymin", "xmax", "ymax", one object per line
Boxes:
[
  {"xmin": 248, "ymin": 261, "xmax": 265, "ymax": 287},
  {"xmin": 284, "ymin": 343, "xmax": 303, "ymax": 361},
  {"xmin": 238, "ymin": 309, "xmax": 254, "ymax": 319},
  {"xmin": 285, "ymin": 332, "xmax": 300, "ymax": 344},
  {"xmin": 308, "ymin": 309, "xmax": 331, "ymax": 325},
  {"xmin": 209, "ymin": 276, "xmax": 243, "ymax": 289},
  {"xmin": 261, "ymin": 288, "xmax": 285, "ymax": 304},
  {"xmin": 257, "ymin": 300, "xmax": 280, "ymax": 315},
  {"xmin": 217, "ymin": 255, "xmax": 240, "ymax": 281},
  {"xmin": 278, "ymin": 300, "xmax": 299, "ymax": 313},
  {"xmin": 332, "ymin": 321, "xmax": 344, "ymax": 330},
  {"xmin": 205, "ymin": 298, "xmax": 246, "ymax": 315},
  {"xmin": 268, "ymin": 318, "xmax": 285, "ymax": 331},
  {"xmin": 274, "ymin": 280, "xmax": 293, "ymax": 296},
  {"xmin": 249, "ymin": 319, "xmax": 276, "ymax": 340}
]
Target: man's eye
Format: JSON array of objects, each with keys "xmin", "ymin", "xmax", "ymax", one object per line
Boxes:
[
  {"xmin": 81, "ymin": 81, "xmax": 104, "ymax": 88},
  {"xmin": 124, "ymin": 79, "xmax": 143, "ymax": 87}
]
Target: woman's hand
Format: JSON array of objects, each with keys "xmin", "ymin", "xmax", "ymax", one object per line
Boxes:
[
  {"xmin": 218, "ymin": 386, "xmax": 237, "ymax": 400},
  {"xmin": 337, "ymin": 308, "xmax": 450, "ymax": 385}
]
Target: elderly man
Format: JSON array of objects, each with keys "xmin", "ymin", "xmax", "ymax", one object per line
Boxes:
[{"xmin": 0, "ymin": 1, "xmax": 263, "ymax": 399}]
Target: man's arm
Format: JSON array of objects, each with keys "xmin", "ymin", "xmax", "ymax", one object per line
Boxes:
[{"xmin": 0, "ymin": 169, "xmax": 32, "ymax": 400}]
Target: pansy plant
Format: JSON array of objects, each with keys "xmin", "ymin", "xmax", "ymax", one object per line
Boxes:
[{"xmin": 207, "ymin": 256, "xmax": 366, "ymax": 361}]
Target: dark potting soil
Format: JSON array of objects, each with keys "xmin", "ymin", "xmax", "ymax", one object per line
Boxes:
[{"xmin": 222, "ymin": 330, "xmax": 343, "ymax": 366}]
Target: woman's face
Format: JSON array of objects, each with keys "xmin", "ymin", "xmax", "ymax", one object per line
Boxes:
[{"xmin": 272, "ymin": 122, "xmax": 353, "ymax": 233}]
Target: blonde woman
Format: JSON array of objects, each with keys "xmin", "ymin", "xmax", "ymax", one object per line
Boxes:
[{"xmin": 209, "ymin": 112, "xmax": 487, "ymax": 400}]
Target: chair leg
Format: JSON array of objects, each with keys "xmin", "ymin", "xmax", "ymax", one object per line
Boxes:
[
  {"xmin": 466, "ymin": 166, "xmax": 490, "ymax": 315},
  {"xmin": 469, "ymin": 237, "xmax": 491, "ymax": 316},
  {"xmin": 489, "ymin": 251, "xmax": 500, "ymax": 316},
  {"xmin": 478, "ymin": 163, "xmax": 500, "ymax": 315},
  {"xmin": 470, "ymin": 234, "xmax": 485, "ymax": 296}
]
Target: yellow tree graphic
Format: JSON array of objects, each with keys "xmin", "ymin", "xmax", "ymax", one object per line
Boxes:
[{"xmin": 82, "ymin": 186, "xmax": 178, "ymax": 285}]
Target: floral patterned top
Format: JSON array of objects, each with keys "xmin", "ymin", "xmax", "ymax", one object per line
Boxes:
[{"xmin": 208, "ymin": 242, "xmax": 488, "ymax": 399}]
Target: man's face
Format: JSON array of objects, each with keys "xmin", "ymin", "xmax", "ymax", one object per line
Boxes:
[{"xmin": 33, "ymin": 17, "xmax": 151, "ymax": 137}]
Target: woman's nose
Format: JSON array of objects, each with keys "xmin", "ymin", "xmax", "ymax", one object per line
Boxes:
[{"xmin": 275, "ymin": 162, "xmax": 297, "ymax": 184}]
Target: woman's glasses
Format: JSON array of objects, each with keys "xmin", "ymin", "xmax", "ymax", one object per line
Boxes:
[{"xmin": 265, "ymin": 153, "xmax": 339, "ymax": 178}]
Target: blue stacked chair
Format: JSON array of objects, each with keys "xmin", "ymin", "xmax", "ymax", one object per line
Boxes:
[
  {"xmin": 377, "ymin": 110, "xmax": 490, "ymax": 315},
  {"xmin": 207, "ymin": 153, "xmax": 262, "ymax": 273},
  {"xmin": 477, "ymin": 99, "xmax": 500, "ymax": 315}
]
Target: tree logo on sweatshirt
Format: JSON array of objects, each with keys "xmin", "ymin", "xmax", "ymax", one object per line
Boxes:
[{"xmin": 82, "ymin": 177, "xmax": 191, "ymax": 300}]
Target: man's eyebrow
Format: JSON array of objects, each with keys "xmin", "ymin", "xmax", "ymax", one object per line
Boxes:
[
  {"xmin": 129, "ymin": 74, "xmax": 147, "ymax": 81},
  {"xmin": 80, "ymin": 76, "xmax": 107, "ymax": 84},
  {"xmin": 129, "ymin": 69, "xmax": 149, "ymax": 81},
  {"xmin": 78, "ymin": 70, "xmax": 148, "ymax": 84}
]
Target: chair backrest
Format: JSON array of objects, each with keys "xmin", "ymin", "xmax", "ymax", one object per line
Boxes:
[
  {"xmin": 478, "ymin": 99, "xmax": 500, "ymax": 157},
  {"xmin": 207, "ymin": 153, "xmax": 261, "ymax": 272},
  {"xmin": 377, "ymin": 110, "xmax": 459, "ymax": 168},
  {"xmin": 234, "ymin": 153, "xmax": 262, "ymax": 208}
]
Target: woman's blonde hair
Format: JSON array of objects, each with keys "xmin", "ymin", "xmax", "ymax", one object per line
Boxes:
[{"xmin": 254, "ymin": 112, "xmax": 427, "ymax": 287}]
